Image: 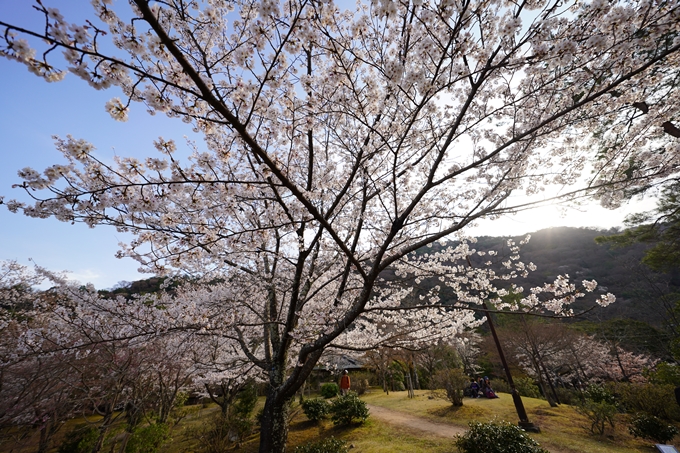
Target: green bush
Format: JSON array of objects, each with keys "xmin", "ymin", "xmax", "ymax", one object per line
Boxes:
[
  {"xmin": 648, "ymin": 362, "xmax": 680, "ymax": 386},
  {"xmin": 575, "ymin": 400, "xmax": 618, "ymax": 435},
  {"xmin": 294, "ymin": 437, "xmax": 349, "ymax": 453},
  {"xmin": 301, "ymin": 398, "xmax": 330, "ymax": 422},
  {"xmin": 320, "ymin": 382, "xmax": 339, "ymax": 398},
  {"xmin": 431, "ymin": 368, "xmax": 468, "ymax": 406},
  {"xmin": 583, "ymin": 384, "xmax": 616, "ymax": 405},
  {"xmin": 514, "ymin": 377, "xmax": 541, "ymax": 399},
  {"xmin": 454, "ymin": 421, "xmax": 548, "ymax": 453},
  {"xmin": 125, "ymin": 423, "xmax": 169, "ymax": 453},
  {"xmin": 351, "ymin": 371, "xmax": 376, "ymax": 387},
  {"xmin": 584, "ymin": 383, "xmax": 616, "ymax": 405},
  {"xmin": 553, "ymin": 387, "xmax": 578, "ymax": 405},
  {"xmin": 192, "ymin": 413, "xmax": 232, "ymax": 453},
  {"xmin": 233, "ymin": 383, "xmax": 258, "ymax": 418},
  {"xmin": 490, "ymin": 379, "xmax": 511, "ymax": 394},
  {"xmin": 629, "ymin": 413, "xmax": 679, "ymax": 444},
  {"xmin": 608, "ymin": 382, "xmax": 680, "ymax": 421},
  {"xmin": 353, "ymin": 378, "xmax": 370, "ymax": 395},
  {"xmin": 192, "ymin": 411, "xmax": 255, "ymax": 453},
  {"xmin": 329, "ymin": 392, "xmax": 369, "ymax": 425},
  {"xmin": 57, "ymin": 425, "xmax": 99, "ymax": 453}
]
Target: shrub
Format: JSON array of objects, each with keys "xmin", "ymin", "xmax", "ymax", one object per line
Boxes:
[
  {"xmin": 386, "ymin": 363, "xmax": 406, "ymax": 391},
  {"xmin": 294, "ymin": 437, "xmax": 349, "ymax": 453},
  {"xmin": 608, "ymin": 382, "xmax": 680, "ymax": 421},
  {"xmin": 575, "ymin": 400, "xmax": 617, "ymax": 435},
  {"xmin": 629, "ymin": 413, "xmax": 679, "ymax": 444},
  {"xmin": 491, "ymin": 379, "xmax": 512, "ymax": 394},
  {"xmin": 320, "ymin": 382, "xmax": 339, "ymax": 398},
  {"xmin": 454, "ymin": 421, "xmax": 549, "ymax": 453},
  {"xmin": 233, "ymin": 383, "xmax": 258, "ymax": 418},
  {"xmin": 431, "ymin": 368, "xmax": 468, "ymax": 406},
  {"xmin": 329, "ymin": 392, "xmax": 369, "ymax": 425},
  {"xmin": 125, "ymin": 423, "xmax": 169, "ymax": 453},
  {"xmin": 301, "ymin": 398, "xmax": 330, "ymax": 422},
  {"xmin": 648, "ymin": 362, "xmax": 680, "ymax": 386},
  {"xmin": 191, "ymin": 413, "xmax": 233, "ymax": 453},
  {"xmin": 353, "ymin": 378, "xmax": 370, "ymax": 395},
  {"xmin": 57, "ymin": 425, "xmax": 99, "ymax": 453},
  {"xmin": 514, "ymin": 377, "xmax": 541, "ymax": 399},
  {"xmin": 554, "ymin": 387, "xmax": 579, "ymax": 406},
  {"xmin": 351, "ymin": 371, "xmax": 377, "ymax": 387},
  {"xmin": 584, "ymin": 383, "xmax": 616, "ymax": 405}
]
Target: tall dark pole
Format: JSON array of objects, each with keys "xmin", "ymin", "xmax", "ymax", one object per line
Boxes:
[{"xmin": 482, "ymin": 301, "xmax": 540, "ymax": 433}]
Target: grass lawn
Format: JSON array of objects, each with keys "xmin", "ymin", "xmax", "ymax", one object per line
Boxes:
[
  {"xmin": 362, "ymin": 389, "xmax": 661, "ymax": 453},
  {"xmin": 2, "ymin": 390, "xmax": 670, "ymax": 452}
]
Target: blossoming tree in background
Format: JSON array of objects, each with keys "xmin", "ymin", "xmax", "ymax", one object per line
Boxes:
[{"xmin": 1, "ymin": 0, "xmax": 679, "ymax": 450}]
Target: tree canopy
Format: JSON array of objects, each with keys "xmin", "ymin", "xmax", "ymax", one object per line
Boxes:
[{"xmin": 1, "ymin": 0, "xmax": 679, "ymax": 451}]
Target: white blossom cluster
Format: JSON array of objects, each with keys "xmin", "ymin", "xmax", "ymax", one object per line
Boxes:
[
  {"xmin": 514, "ymin": 333, "xmax": 657, "ymax": 385},
  {"xmin": 0, "ymin": 266, "xmax": 259, "ymax": 435},
  {"xmin": 1, "ymin": 0, "xmax": 676, "ymax": 446}
]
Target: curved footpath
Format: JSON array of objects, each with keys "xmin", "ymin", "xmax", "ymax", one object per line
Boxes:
[
  {"xmin": 366, "ymin": 404, "xmax": 573, "ymax": 453},
  {"xmin": 366, "ymin": 404, "xmax": 466, "ymax": 438}
]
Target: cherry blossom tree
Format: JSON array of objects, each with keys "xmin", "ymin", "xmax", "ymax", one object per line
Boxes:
[
  {"xmin": 2, "ymin": 0, "xmax": 679, "ymax": 450},
  {"xmin": 509, "ymin": 328, "xmax": 657, "ymax": 386},
  {"xmin": 0, "ymin": 267, "xmax": 218, "ymax": 452}
]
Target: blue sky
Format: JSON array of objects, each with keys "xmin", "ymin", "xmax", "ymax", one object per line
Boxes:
[
  {"xmin": 0, "ymin": 2, "xmax": 201, "ymax": 288},
  {"xmin": 0, "ymin": 1, "xmax": 654, "ymax": 289}
]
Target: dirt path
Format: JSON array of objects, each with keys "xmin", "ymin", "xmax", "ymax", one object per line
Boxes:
[
  {"xmin": 367, "ymin": 404, "xmax": 575, "ymax": 453},
  {"xmin": 367, "ymin": 404, "xmax": 466, "ymax": 438}
]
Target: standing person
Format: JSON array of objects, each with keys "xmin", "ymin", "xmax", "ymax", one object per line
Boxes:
[{"xmin": 340, "ymin": 370, "xmax": 351, "ymax": 396}]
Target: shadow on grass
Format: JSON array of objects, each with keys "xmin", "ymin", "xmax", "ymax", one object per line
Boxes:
[
  {"xmin": 282, "ymin": 419, "xmax": 368, "ymax": 452},
  {"xmin": 429, "ymin": 403, "xmax": 495, "ymax": 421},
  {"xmin": 429, "ymin": 405, "xmax": 464, "ymax": 418},
  {"xmin": 289, "ymin": 419, "xmax": 321, "ymax": 432}
]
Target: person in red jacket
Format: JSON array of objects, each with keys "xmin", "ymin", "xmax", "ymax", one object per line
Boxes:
[{"xmin": 340, "ymin": 370, "xmax": 351, "ymax": 395}]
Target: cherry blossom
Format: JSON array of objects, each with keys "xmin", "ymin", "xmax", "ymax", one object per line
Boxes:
[{"xmin": 1, "ymin": 0, "xmax": 678, "ymax": 450}]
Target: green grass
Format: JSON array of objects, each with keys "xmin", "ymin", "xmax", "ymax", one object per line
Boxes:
[
  {"xmin": 233, "ymin": 410, "xmax": 454, "ymax": 453},
  {"xmin": 362, "ymin": 389, "xmax": 660, "ymax": 453},
  {"xmin": 2, "ymin": 390, "xmax": 671, "ymax": 453}
]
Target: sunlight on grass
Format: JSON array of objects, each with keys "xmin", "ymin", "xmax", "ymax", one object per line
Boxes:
[{"xmin": 362, "ymin": 389, "xmax": 657, "ymax": 453}]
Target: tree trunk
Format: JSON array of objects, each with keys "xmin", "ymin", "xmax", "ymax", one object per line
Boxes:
[
  {"xmin": 258, "ymin": 390, "xmax": 290, "ymax": 453},
  {"xmin": 91, "ymin": 409, "xmax": 114, "ymax": 453},
  {"xmin": 117, "ymin": 433, "xmax": 131, "ymax": 453},
  {"xmin": 37, "ymin": 417, "xmax": 59, "ymax": 453},
  {"xmin": 532, "ymin": 357, "xmax": 557, "ymax": 408},
  {"xmin": 37, "ymin": 422, "xmax": 50, "ymax": 453},
  {"xmin": 299, "ymin": 380, "xmax": 306, "ymax": 404},
  {"xmin": 410, "ymin": 361, "xmax": 420, "ymax": 390},
  {"xmin": 538, "ymin": 357, "xmax": 560, "ymax": 405}
]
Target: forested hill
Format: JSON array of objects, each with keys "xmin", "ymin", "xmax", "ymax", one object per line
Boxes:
[
  {"xmin": 473, "ymin": 227, "xmax": 676, "ymax": 327},
  {"xmin": 107, "ymin": 227, "xmax": 673, "ymax": 327}
]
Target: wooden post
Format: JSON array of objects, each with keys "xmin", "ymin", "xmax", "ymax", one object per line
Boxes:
[
  {"xmin": 406, "ymin": 374, "xmax": 415, "ymax": 398},
  {"xmin": 482, "ymin": 301, "xmax": 540, "ymax": 432}
]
